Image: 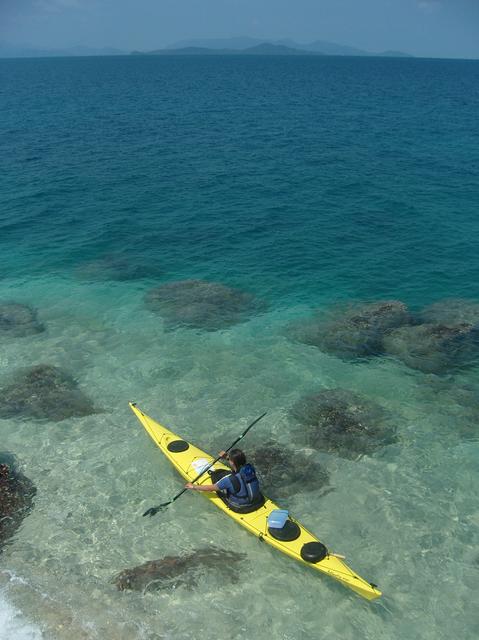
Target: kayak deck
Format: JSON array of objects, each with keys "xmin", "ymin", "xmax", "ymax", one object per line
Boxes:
[{"xmin": 130, "ymin": 402, "xmax": 381, "ymax": 601}]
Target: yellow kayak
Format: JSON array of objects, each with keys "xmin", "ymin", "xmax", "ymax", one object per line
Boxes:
[{"xmin": 130, "ymin": 402, "xmax": 381, "ymax": 601}]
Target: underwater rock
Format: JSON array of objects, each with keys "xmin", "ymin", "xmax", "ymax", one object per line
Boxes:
[
  {"xmin": 0, "ymin": 364, "xmax": 97, "ymax": 421},
  {"xmin": 145, "ymin": 279, "xmax": 261, "ymax": 330},
  {"xmin": 0, "ymin": 302, "xmax": 45, "ymax": 337},
  {"xmin": 76, "ymin": 253, "xmax": 162, "ymax": 282},
  {"xmin": 113, "ymin": 547, "xmax": 245, "ymax": 592},
  {"xmin": 383, "ymin": 323, "xmax": 479, "ymax": 374},
  {"xmin": 0, "ymin": 453, "xmax": 36, "ymax": 553},
  {"xmin": 249, "ymin": 441, "xmax": 329, "ymax": 499},
  {"xmin": 293, "ymin": 300, "xmax": 411, "ymax": 359},
  {"xmin": 291, "ymin": 389, "xmax": 395, "ymax": 457},
  {"xmin": 419, "ymin": 298, "xmax": 479, "ymax": 326}
]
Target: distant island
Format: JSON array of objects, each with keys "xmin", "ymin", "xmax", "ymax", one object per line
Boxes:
[
  {"xmin": 133, "ymin": 38, "xmax": 413, "ymax": 58},
  {"xmin": 131, "ymin": 43, "xmax": 325, "ymax": 57},
  {"xmin": 0, "ymin": 37, "xmax": 413, "ymax": 59}
]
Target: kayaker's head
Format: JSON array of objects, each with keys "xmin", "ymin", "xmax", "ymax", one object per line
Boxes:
[{"xmin": 227, "ymin": 448, "xmax": 246, "ymax": 472}]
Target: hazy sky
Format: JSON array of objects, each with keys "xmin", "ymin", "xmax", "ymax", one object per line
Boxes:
[{"xmin": 1, "ymin": 0, "xmax": 479, "ymax": 58}]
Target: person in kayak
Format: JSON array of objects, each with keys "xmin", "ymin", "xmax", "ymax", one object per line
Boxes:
[{"xmin": 185, "ymin": 448, "xmax": 263, "ymax": 509}]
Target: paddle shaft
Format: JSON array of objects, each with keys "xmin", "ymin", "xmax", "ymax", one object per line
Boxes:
[
  {"xmin": 143, "ymin": 411, "xmax": 267, "ymax": 516},
  {"xmin": 170, "ymin": 411, "xmax": 267, "ymax": 502}
]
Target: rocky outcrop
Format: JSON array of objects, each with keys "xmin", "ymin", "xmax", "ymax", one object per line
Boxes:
[
  {"xmin": 0, "ymin": 303, "xmax": 45, "ymax": 337},
  {"xmin": 249, "ymin": 442, "xmax": 329, "ymax": 499},
  {"xmin": 113, "ymin": 547, "xmax": 245, "ymax": 592},
  {"xmin": 293, "ymin": 300, "xmax": 411, "ymax": 359},
  {"xmin": 380, "ymin": 298, "xmax": 479, "ymax": 374},
  {"xmin": 145, "ymin": 279, "xmax": 263, "ymax": 330},
  {"xmin": 0, "ymin": 364, "xmax": 97, "ymax": 421},
  {"xmin": 383, "ymin": 322, "xmax": 479, "ymax": 374},
  {"xmin": 0, "ymin": 453, "xmax": 36, "ymax": 553},
  {"xmin": 291, "ymin": 388, "xmax": 395, "ymax": 457}
]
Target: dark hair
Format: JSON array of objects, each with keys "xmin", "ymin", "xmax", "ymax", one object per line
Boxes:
[{"xmin": 228, "ymin": 448, "xmax": 246, "ymax": 470}]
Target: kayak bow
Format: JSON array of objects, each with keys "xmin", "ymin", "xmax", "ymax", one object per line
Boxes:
[{"xmin": 130, "ymin": 402, "xmax": 381, "ymax": 601}]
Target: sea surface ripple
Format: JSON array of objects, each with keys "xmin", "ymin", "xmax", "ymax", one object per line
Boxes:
[{"xmin": 0, "ymin": 55, "xmax": 478, "ymax": 640}]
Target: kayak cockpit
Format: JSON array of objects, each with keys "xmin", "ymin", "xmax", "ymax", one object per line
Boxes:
[{"xmin": 210, "ymin": 469, "xmax": 266, "ymax": 513}]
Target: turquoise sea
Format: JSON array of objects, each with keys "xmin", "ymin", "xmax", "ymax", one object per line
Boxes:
[{"xmin": 0, "ymin": 55, "xmax": 478, "ymax": 639}]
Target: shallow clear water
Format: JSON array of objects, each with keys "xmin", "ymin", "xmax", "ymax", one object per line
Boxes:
[{"xmin": 0, "ymin": 55, "xmax": 478, "ymax": 639}]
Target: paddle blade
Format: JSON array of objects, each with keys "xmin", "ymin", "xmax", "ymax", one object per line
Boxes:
[{"xmin": 142, "ymin": 501, "xmax": 170, "ymax": 517}]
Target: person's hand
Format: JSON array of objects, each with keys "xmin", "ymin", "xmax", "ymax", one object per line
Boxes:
[
  {"xmin": 185, "ymin": 482, "xmax": 194, "ymax": 489},
  {"xmin": 219, "ymin": 451, "xmax": 227, "ymax": 458}
]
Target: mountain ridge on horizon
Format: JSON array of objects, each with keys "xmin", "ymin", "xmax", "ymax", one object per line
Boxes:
[
  {"xmin": 132, "ymin": 43, "xmax": 326, "ymax": 57},
  {"xmin": 163, "ymin": 36, "xmax": 412, "ymax": 57},
  {"xmin": 0, "ymin": 37, "xmax": 413, "ymax": 59}
]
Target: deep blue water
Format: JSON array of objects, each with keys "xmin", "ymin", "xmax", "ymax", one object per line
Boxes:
[
  {"xmin": 1, "ymin": 55, "xmax": 479, "ymax": 640},
  {"xmin": 2, "ymin": 56, "xmax": 479, "ymax": 304}
]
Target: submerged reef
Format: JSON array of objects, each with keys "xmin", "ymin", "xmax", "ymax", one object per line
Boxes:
[
  {"xmin": 0, "ymin": 453, "xmax": 36, "ymax": 553},
  {"xmin": 113, "ymin": 548, "xmax": 245, "ymax": 592},
  {"xmin": 249, "ymin": 441, "xmax": 329, "ymax": 500},
  {"xmin": 76, "ymin": 253, "xmax": 162, "ymax": 282},
  {"xmin": 383, "ymin": 323, "xmax": 479, "ymax": 374},
  {"xmin": 382, "ymin": 298, "xmax": 479, "ymax": 374},
  {"xmin": 145, "ymin": 279, "xmax": 262, "ymax": 330},
  {"xmin": 292, "ymin": 297, "xmax": 479, "ymax": 375},
  {"xmin": 0, "ymin": 364, "xmax": 97, "ymax": 421},
  {"xmin": 0, "ymin": 302, "xmax": 45, "ymax": 337},
  {"xmin": 293, "ymin": 300, "xmax": 411, "ymax": 359},
  {"xmin": 291, "ymin": 388, "xmax": 395, "ymax": 458}
]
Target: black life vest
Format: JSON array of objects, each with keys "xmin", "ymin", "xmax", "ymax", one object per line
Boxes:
[{"xmin": 228, "ymin": 463, "xmax": 261, "ymax": 505}]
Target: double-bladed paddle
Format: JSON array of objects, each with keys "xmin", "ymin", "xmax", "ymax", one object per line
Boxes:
[{"xmin": 142, "ymin": 411, "xmax": 267, "ymax": 517}]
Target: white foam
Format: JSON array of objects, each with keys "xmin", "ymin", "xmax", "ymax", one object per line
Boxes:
[{"xmin": 0, "ymin": 590, "xmax": 43, "ymax": 640}]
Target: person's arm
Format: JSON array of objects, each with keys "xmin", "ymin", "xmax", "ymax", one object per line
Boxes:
[{"xmin": 185, "ymin": 482, "xmax": 218, "ymax": 492}]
